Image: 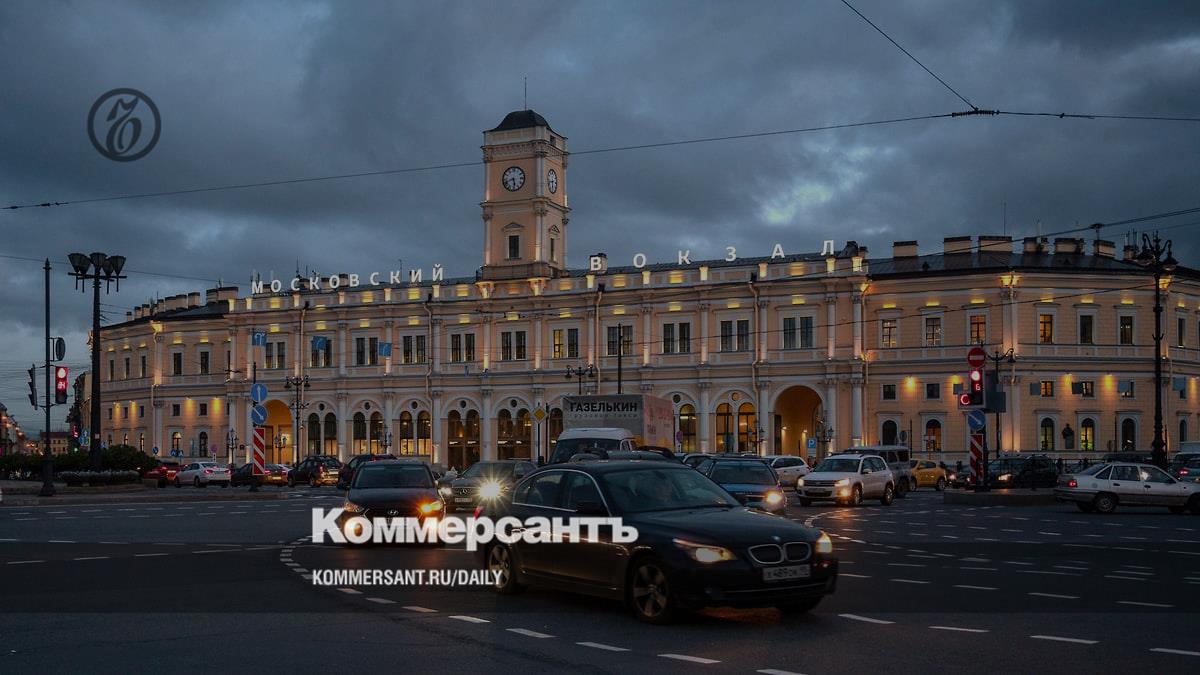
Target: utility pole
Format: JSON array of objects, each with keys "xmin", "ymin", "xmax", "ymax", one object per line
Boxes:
[{"xmin": 40, "ymin": 259, "xmax": 54, "ymax": 497}]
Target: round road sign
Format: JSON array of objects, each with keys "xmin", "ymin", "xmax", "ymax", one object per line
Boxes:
[
  {"xmin": 250, "ymin": 383, "xmax": 269, "ymax": 404},
  {"xmin": 250, "ymin": 404, "xmax": 268, "ymax": 426},
  {"xmin": 967, "ymin": 346, "xmax": 987, "ymax": 368}
]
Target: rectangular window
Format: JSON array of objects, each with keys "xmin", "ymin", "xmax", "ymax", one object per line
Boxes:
[
  {"xmin": 171, "ymin": 403, "xmax": 180, "ymax": 416},
  {"xmin": 881, "ymin": 319, "xmax": 897, "ymax": 348},
  {"xmin": 265, "ymin": 341, "xmax": 286, "ymax": 369},
  {"xmin": 676, "ymin": 323, "xmax": 689, "ymax": 354},
  {"xmin": 553, "ymin": 329, "xmax": 565, "ymax": 359},
  {"xmin": 414, "ymin": 335, "xmax": 425, "ymax": 363},
  {"xmin": 720, "ymin": 320, "xmax": 734, "ymax": 352},
  {"xmin": 139, "ymin": 407, "xmax": 145, "ymax": 418},
  {"xmin": 1178, "ymin": 317, "xmax": 1186, "ymax": 348},
  {"xmin": 1079, "ymin": 315, "xmax": 1094, "ymax": 345},
  {"xmin": 515, "ymin": 331, "xmax": 526, "ymax": 360},
  {"xmin": 310, "ymin": 336, "xmax": 332, "ymax": 367},
  {"xmin": 606, "ymin": 325, "xmax": 633, "ymax": 356},
  {"xmin": 172, "ymin": 352, "xmax": 183, "ymax": 376},
  {"xmin": 799, "ymin": 316, "xmax": 814, "ymax": 349},
  {"xmin": 465, "ymin": 333, "xmax": 475, "ymax": 361},
  {"xmin": 969, "ymin": 315, "xmax": 986, "ymax": 345},
  {"xmin": 1121, "ymin": 381, "xmax": 1135, "ymax": 399},
  {"xmin": 882, "ymin": 384, "xmax": 897, "ymax": 400},
  {"xmin": 108, "ymin": 359, "xmax": 114, "ymax": 381},
  {"xmin": 782, "ymin": 317, "xmax": 796, "ymax": 350},
  {"xmin": 663, "ymin": 323, "xmax": 676, "ymax": 354},
  {"xmin": 124, "ymin": 357, "xmax": 131, "ymax": 379},
  {"xmin": 925, "ymin": 382, "xmax": 940, "ymax": 400},
  {"xmin": 1119, "ymin": 315, "xmax": 1134, "ymax": 345},
  {"xmin": 451, "ymin": 334, "xmax": 462, "ymax": 362},
  {"xmin": 121, "ymin": 407, "xmax": 128, "ymax": 420},
  {"xmin": 736, "ymin": 319, "xmax": 750, "ymax": 352},
  {"xmin": 198, "ymin": 403, "xmax": 208, "ymax": 417},
  {"xmin": 924, "ymin": 317, "xmax": 942, "ymax": 347},
  {"xmin": 356, "ymin": 337, "xmax": 377, "ymax": 366},
  {"xmin": 1040, "ymin": 380, "xmax": 1054, "ymax": 397},
  {"xmin": 140, "ymin": 355, "xmax": 147, "ymax": 378},
  {"xmin": 507, "ymin": 234, "xmax": 520, "ymax": 259},
  {"xmin": 501, "ymin": 332, "xmax": 513, "ymax": 361},
  {"xmin": 549, "ymin": 237, "xmax": 556, "ymax": 262},
  {"xmin": 1038, "ymin": 314, "xmax": 1054, "ymax": 344},
  {"xmin": 403, "ymin": 336, "xmax": 414, "ymax": 364},
  {"xmin": 1080, "ymin": 381, "xmax": 1095, "ymax": 398},
  {"xmin": 199, "ymin": 351, "xmax": 210, "ymax": 375}
]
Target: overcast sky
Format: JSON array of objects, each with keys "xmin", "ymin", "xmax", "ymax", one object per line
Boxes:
[{"xmin": 1, "ymin": 0, "xmax": 1198, "ymax": 434}]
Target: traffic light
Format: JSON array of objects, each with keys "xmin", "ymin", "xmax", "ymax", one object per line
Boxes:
[
  {"xmin": 54, "ymin": 366, "xmax": 69, "ymax": 405},
  {"xmin": 958, "ymin": 367, "xmax": 985, "ymax": 409},
  {"xmin": 27, "ymin": 365, "xmax": 37, "ymax": 408}
]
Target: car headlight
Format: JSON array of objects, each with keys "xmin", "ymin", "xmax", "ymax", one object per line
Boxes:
[
  {"xmin": 998, "ymin": 473, "xmax": 1011, "ymax": 482},
  {"xmin": 478, "ymin": 480, "xmax": 504, "ymax": 500},
  {"xmin": 419, "ymin": 501, "xmax": 443, "ymax": 515},
  {"xmin": 438, "ymin": 486, "xmax": 453, "ymax": 497},
  {"xmin": 342, "ymin": 501, "xmax": 364, "ymax": 514},
  {"xmin": 796, "ymin": 477, "xmax": 804, "ymax": 487},
  {"xmin": 834, "ymin": 478, "xmax": 850, "ymax": 487},
  {"xmin": 765, "ymin": 490, "xmax": 784, "ymax": 506},
  {"xmin": 815, "ymin": 532, "xmax": 833, "ymax": 555},
  {"xmin": 673, "ymin": 538, "xmax": 735, "ymax": 563}
]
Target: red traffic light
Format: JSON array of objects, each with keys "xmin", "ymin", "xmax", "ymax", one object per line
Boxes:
[
  {"xmin": 958, "ymin": 393, "xmax": 973, "ymax": 406},
  {"xmin": 56, "ymin": 366, "xmax": 68, "ymax": 379},
  {"xmin": 54, "ymin": 366, "xmax": 69, "ymax": 404},
  {"xmin": 969, "ymin": 369, "xmax": 982, "ymax": 383}
]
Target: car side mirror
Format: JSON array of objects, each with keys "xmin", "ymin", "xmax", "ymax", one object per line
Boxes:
[
  {"xmin": 861, "ymin": 468, "xmax": 872, "ymax": 475},
  {"xmin": 575, "ymin": 500, "xmax": 607, "ymax": 516}
]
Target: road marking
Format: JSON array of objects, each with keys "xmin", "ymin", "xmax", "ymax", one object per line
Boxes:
[
  {"xmin": 1150, "ymin": 648, "xmax": 1200, "ymax": 656},
  {"xmin": 961, "ymin": 557, "xmax": 991, "ymax": 562},
  {"xmin": 1053, "ymin": 565, "xmax": 1089, "ymax": 571},
  {"xmin": 1030, "ymin": 635, "xmax": 1098, "ymax": 645},
  {"xmin": 73, "ymin": 556, "xmax": 109, "ymax": 561},
  {"xmin": 48, "ymin": 540, "xmax": 75, "ymax": 544},
  {"xmin": 134, "ymin": 553, "xmax": 169, "ymax": 558},
  {"xmin": 954, "ymin": 585, "xmax": 997, "ymax": 591},
  {"xmin": 1105, "ymin": 575, "xmax": 1147, "ymax": 581},
  {"xmin": 840, "ymin": 614, "xmax": 894, "ymax": 625},
  {"xmin": 891, "ymin": 579, "xmax": 930, "ymax": 585},
  {"xmin": 1112, "ymin": 570, "xmax": 1154, "ymax": 576},
  {"xmin": 193, "ymin": 550, "xmax": 226, "ymax": 554},
  {"xmin": 931, "ymin": 626, "xmax": 988, "ymax": 633},
  {"xmin": 448, "ymin": 615, "xmax": 490, "ymax": 624},
  {"xmin": 577, "ymin": 642, "xmax": 630, "ymax": 652},
  {"xmin": 1118, "ymin": 601, "xmax": 1172, "ymax": 608},
  {"xmin": 863, "ymin": 550, "xmax": 888, "ymax": 555},
  {"xmin": 7, "ymin": 560, "xmax": 44, "ymax": 565},
  {"xmin": 757, "ymin": 670, "xmax": 805, "ymax": 675},
  {"xmin": 0, "ymin": 538, "xmax": 20, "ymax": 542},
  {"xmin": 960, "ymin": 567, "xmax": 999, "ymax": 571},
  {"xmin": 367, "ymin": 597, "xmax": 396, "ymax": 605},
  {"xmin": 1018, "ymin": 570, "xmax": 1080, "ymax": 576},
  {"xmin": 1028, "ymin": 592, "xmax": 1078, "ymax": 600},
  {"xmin": 1001, "ymin": 529, "xmax": 1022, "ymax": 533},
  {"xmin": 888, "ymin": 563, "xmax": 926, "ymax": 568},
  {"xmin": 403, "ymin": 606, "xmax": 436, "ymax": 613},
  {"xmin": 1168, "ymin": 550, "xmax": 1200, "ymax": 556},
  {"xmin": 841, "ymin": 573, "xmax": 872, "ymax": 578},
  {"xmin": 659, "ymin": 654, "xmax": 720, "ymax": 664},
  {"xmin": 1037, "ymin": 532, "xmax": 1062, "ymax": 536},
  {"xmin": 507, "ymin": 628, "xmax": 554, "ymax": 639},
  {"xmin": 906, "ymin": 554, "xmax": 937, "ymax": 559}
]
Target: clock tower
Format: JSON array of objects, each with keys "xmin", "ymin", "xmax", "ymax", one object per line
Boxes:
[{"xmin": 479, "ymin": 110, "xmax": 570, "ymax": 280}]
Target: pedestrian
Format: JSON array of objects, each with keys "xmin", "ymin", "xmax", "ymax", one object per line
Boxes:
[{"xmin": 1056, "ymin": 457, "xmax": 1064, "ymax": 474}]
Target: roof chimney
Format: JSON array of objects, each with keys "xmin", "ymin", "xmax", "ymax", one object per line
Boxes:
[
  {"xmin": 1023, "ymin": 236, "xmax": 1045, "ymax": 254},
  {"xmin": 1053, "ymin": 238, "xmax": 1082, "ymax": 255},
  {"xmin": 943, "ymin": 236, "xmax": 972, "ymax": 255},
  {"xmin": 1123, "ymin": 244, "xmax": 1139, "ymax": 261},
  {"xmin": 187, "ymin": 292, "xmax": 201, "ymax": 308},
  {"xmin": 1094, "ymin": 239, "xmax": 1115, "ymax": 258},
  {"xmin": 978, "ymin": 235, "xmax": 1013, "ymax": 253},
  {"xmin": 892, "ymin": 241, "xmax": 918, "ymax": 258}
]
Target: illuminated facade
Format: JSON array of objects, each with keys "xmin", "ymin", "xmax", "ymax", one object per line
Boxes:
[{"xmin": 99, "ymin": 111, "xmax": 1200, "ymax": 467}]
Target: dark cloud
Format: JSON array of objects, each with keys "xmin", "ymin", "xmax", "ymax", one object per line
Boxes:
[{"xmin": 1, "ymin": 0, "xmax": 1198, "ymax": 432}]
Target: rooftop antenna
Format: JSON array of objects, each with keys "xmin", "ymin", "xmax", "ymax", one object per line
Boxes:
[
  {"xmin": 1002, "ymin": 199, "xmax": 1007, "ymax": 236},
  {"xmin": 523, "ymin": 77, "xmax": 527, "ymax": 109}
]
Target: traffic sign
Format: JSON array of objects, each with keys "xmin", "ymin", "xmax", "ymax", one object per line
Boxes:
[
  {"xmin": 967, "ymin": 346, "xmax": 987, "ymax": 368},
  {"xmin": 152, "ymin": 446, "xmax": 159, "ymax": 456},
  {"xmin": 170, "ymin": 449, "xmax": 180, "ymax": 457},
  {"xmin": 80, "ymin": 432, "xmax": 90, "ymax": 448},
  {"xmin": 52, "ymin": 337, "xmax": 66, "ymax": 362},
  {"xmin": 250, "ymin": 404, "xmax": 268, "ymax": 426},
  {"xmin": 250, "ymin": 383, "xmax": 268, "ymax": 404},
  {"xmin": 969, "ymin": 433, "xmax": 985, "ymax": 484},
  {"xmin": 251, "ymin": 426, "xmax": 267, "ymax": 475},
  {"xmin": 806, "ymin": 438, "xmax": 817, "ymax": 450},
  {"xmin": 966, "ymin": 409, "xmax": 987, "ymax": 431},
  {"xmin": 533, "ymin": 407, "xmax": 546, "ymax": 422}
]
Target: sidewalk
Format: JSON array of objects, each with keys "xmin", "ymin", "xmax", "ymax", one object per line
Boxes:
[
  {"xmin": 0, "ymin": 480, "xmax": 292, "ymax": 506},
  {"xmin": 943, "ymin": 488, "xmax": 1058, "ymax": 506}
]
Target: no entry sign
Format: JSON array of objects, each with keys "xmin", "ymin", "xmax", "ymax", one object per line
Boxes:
[{"xmin": 967, "ymin": 346, "xmax": 987, "ymax": 368}]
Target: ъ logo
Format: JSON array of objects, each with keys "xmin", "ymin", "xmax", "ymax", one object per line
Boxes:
[{"xmin": 87, "ymin": 88, "xmax": 161, "ymax": 161}]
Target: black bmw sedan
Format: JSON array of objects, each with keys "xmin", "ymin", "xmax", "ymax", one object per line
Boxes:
[
  {"xmin": 338, "ymin": 460, "xmax": 444, "ymax": 538},
  {"xmin": 477, "ymin": 461, "xmax": 837, "ymax": 623}
]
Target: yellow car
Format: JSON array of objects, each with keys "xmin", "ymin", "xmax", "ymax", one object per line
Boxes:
[{"xmin": 909, "ymin": 460, "xmax": 948, "ymax": 491}]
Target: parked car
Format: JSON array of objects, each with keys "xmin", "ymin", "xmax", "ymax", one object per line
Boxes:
[
  {"xmin": 336, "ymin": 453, "xmax": 397, "ymax": 490},
  {"xmin": 478, "ymin": 461, "xmax": 838, "ymax": 623},
  {"xmin": 909, "ymin": 460, "xmax": 948, "ymax": 491},
  {"xmin": 441, "ymin": 459, "xmax": 536, "ymax": 512},
  {"xmin": 175, "ymin": 461, "xmax": 231, "ymax": 487},
  {"xmin": 843, "ymin": 445, "xmax": 914, "ymax": 496},
  {"xmin": 693, "ymin": 456, "xmax": 787, "ymax": 513},
  {"xmin": 144, "ymin": 461, "xmax": 182, "ymax": 488},
  {"xmin": 762, "ymin": 455, "xmax": 810, "ymax": 487},
  {"xmin": 1168, "ymin": 450, "xmax": 1200, "ymax": 479},
  {"xmin": 289, "ymin": 455, "xmax": 342, "ymax": 487},
  {"xmin": 230, "ymin": 462, "xmax": 289, "ymax": 486},
  {"xmin": 1171, "ymin": 456, "xmax": 1200, "ymax": 481},
  {"xmin": 680, "ymin": 453, "xmax": 717, "ymax": 468},
  {"xmin": 1054, "ymin": 462, "xmax": 1200, "ymax": 514},
  {"xmin": 989, "ymin": 455, "xmax": 1058, "ymax": 489},
  {"xmin": 796, "ymin": 454, "xmax": 895, "ymax": 506},
  {"xmin": 339, "ymin": 460, "xmax": 444, "ymax": 539}
]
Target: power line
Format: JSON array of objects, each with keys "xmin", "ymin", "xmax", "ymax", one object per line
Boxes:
[
  {"xmin": 0, "ymin": 253, "xmax": 219, "ymax": 284},
  {"xmin": 839, "ymin": 0, "xmax": 977, "ymax": 110}
]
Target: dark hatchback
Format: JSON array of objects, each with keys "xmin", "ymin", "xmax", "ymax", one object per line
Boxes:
[
  {"xmin": 478, "ymin": 462, "xmax": 837, "ymax": 623},
  {"xmin": 693, "ymin": 456, "xmax": 787, "ymax": 513},
  {"xmin": 337, "ymin": 453, "xmax": 397, "ymax": 490},
  {"xmin": 289, "ymin": 455, "xmax": 342, "ymax": 487},
  {"xmin": 441, "ymin": 459, "xmax": 536, "ymax": 512},
  {"xmin": 339, "ymin": 460, "xmax": 444, "ymax": 538},
  {"xmin": 230, "ymin": 462, "xmax": 288, "ymax": 486}
]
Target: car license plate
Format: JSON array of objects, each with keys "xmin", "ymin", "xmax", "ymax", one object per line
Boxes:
[
  {"xmin": 763, "ymin": 565, "xmax": 810, "ymax": 582},
  {"xmin": 454, "ymin": 497, "xmax": 472, "ymax": 503},
  {"xmin": 809, "ymin": 490, "xmax": 829, "ymax": 496}
]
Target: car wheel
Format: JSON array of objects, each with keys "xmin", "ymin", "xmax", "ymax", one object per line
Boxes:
[
  {"xmin": 935, "ymin": 477, "xmax": 946, "ymax": 491},
  {"xmin": 910, "ymin": 477, "xmax": 918, "ymax": 492},
  {"xmin": 309, "ymin": 476, "xmax": 318, "ymax": 488},
  {"xmin": 777, "ymin": 597, "xmax": 822, "ymax": 614},
  {"xmin": 798, "ymin": 498, "xmax": 813, "ymax": 507},
  {"xmin": 850, "ymin": 485, "xmax": 863, "ymax": 507},
  {"xmin": 879, "ymin": 483, "xmax": 894, "ymax": 506},
  {"xmin": 1093, "ymin": 493, "xmax": 1117, "ymax": 514},
  {"xmin": 1169, "ymin": 505, "xmax": 1187, "ymax": 514},
  {"xmin": 194, "ymin": 477, "xmax": 202, "ymax": 488},
  {"xmin": 1076, "ymin": 502, "xmax": 1096, "ymax": 513},
  {"xmin": 629, "ymin": 556, "xmax": 676, "ymax": 624},
  {"xmin": 895, "ymin": 480, "xmax": 908, "ymax": 499},
  {"xmin": 487, "ymin": 544, "xmax": 524, "ymax": 594}
]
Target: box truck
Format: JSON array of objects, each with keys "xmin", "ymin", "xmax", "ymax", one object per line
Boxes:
[{"xmin": 548, "ymin": 394, "xmax": 675, "ymax": 463}]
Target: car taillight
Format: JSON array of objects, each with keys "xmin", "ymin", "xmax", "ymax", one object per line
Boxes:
[
  {"xmin": 204, "ymin": 469, "xmax": 213, "ymax": 474},
  {"xmin": 1181, "ymin": 468, "xmax": 1190, "ymax": 476},
  {"xmin": 1067, "ymin": 479, "xmax": 1077, "ymax": 488}
]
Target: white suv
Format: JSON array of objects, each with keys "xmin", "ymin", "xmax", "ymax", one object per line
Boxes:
[{"xmin": 796, "ymin": 454, "xmax": 895, "ymax": 507}]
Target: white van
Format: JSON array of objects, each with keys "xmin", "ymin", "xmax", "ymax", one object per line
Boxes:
[{"xmin": 550, "ymin": 427, "xmax": 637, "ymax": 464}]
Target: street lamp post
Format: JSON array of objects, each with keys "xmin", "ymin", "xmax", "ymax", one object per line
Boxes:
[
  {"xmin": 67, "ymin": 251, "xmax": 126, "ymax": 471},
  {"xmin": 817, "ymin": 425, "xmax": 834, "ymax": 462},
  {"xmin": 986, "ymin": 347, "xmax": 1016, "ymax": 491},
  {"xmin": 381, "ymin": 428, "xmax": 393, "ymax": 455},
  {"xmin": 1135, "ymin": 231, "xmax": 1178, "ymax": 469},
  {"xmin": 564, "ymin": 364, "xmax": 596, "ymax": 395},
  {"xmin": 225, "ymin": 429, "xmax": 238, "ymax": 466},
  {"xmin": 284, "ymin": 374, "xmax": 311, "ymax": 467},
  {"xmin": 272, "ymin": 433, "xmax": 286, "ymax": 463}
]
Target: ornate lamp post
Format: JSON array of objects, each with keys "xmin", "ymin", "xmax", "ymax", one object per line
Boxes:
[
  {"xmin": 284, "ymin": 374, "xmax": 311, "ymax": 466},
  {"xmin": 1135, "ymin": 231, "xmax": 1177, "ymax": 469},
  {"xmin": 225, "ymin": 429, "xmax": 238, "ymax": 466},
  {"xmin": 564, "ymin": 364, "xmax": 596, "ymax": 395},
  {"xmin": 817, "ymin": 425, "xmax": 834, "ymax": 461},
  {"xmin": 67, "ymin": 251, "xmax": 126, "ymax": 470},
  {"xmin": 381, "ymin": 427, "xmax": 393, "ymax": 454}
]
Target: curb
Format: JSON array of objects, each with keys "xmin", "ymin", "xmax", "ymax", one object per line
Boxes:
[{"xmin": 942, "ymin": 490, "xmax": 1057, "ymax": 506}]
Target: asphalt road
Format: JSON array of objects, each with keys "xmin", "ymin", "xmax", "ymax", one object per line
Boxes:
[{"xmin": 2, "ymin": 486, "xmax": 1198, "ymax": 674}]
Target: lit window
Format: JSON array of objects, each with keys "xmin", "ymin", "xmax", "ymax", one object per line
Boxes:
[
  {"xmin": 1119, "ymin": 315, "xmax": 1134, "ymax": 345},
  {"xmin": 881, "ymin": 319, "xmax": 897, "ymax": 348},
  {"xmin": 1038, "ymin": 314, "xmax": 1054, "ymax": 344},
  {"xmin": 924, "ymin": 317, "xmax": 942, "ymax": 347},
  {"xmin": 1040, "ymin": 380, "xmax": 1054, "ymax": 397},
  {"xmin": 1079, "ymin": 315, "xmax": 1094, "ymax": 345},
  {"xmin": 969, "ymin": 315, "xmax": 986, "ymax": 345}
]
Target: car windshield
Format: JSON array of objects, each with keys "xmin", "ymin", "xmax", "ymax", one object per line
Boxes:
[
  {"xmin": 709, "ymin": 461, "xmax": 775, "ymax": 485},
  {"xmin": 551, "ymin": 437, "xmax": 622, "ymax": 463},
  {"xmin": 353, "ymin": 465, "xmax": 432, "ymax": 489},
  {"xmin": 461, "ymin": 462, "xmax": 516, "ymax": 480},
  {"xmin": 814, "ymin": 458, "xmax": 861, "ymax": 473},
  {"xmin": 603, "ymin": 468, "xmax": 740, "ymax": 514}
]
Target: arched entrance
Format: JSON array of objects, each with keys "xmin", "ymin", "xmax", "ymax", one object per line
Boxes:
[
  {"xmin": 447, "ymin": 409, "xmax": 481, "ymax": 470},
  {"xmin": 263, "ymin": 399, "xmax": 293, "ymax": 464},
  {"xmin": 773, "ymin": 385, "xmax": 824, "ymax": 458}
]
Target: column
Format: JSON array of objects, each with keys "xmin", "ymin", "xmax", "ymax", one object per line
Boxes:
[
  {"xmin": 698, "ymin": 381, "xmax": 711, "ymax": 453},
  {"xmin": 383, "ymin": 392, "xmax": 395, "ymax": 454},
  {"xmin": 229, "ymin": 327, "xmax": 241, "ymax": 380},
  {"xmin": 293, "ymin": 319, "xmax": 303, "ymax": 377},
  {"xmin": 481, "ymin": 387, "xmax": 495, "ymax": 460},
  {"xmin": 823, "ymin": 377, "xmax": 838, "ymax": 457},
  {"xmin": 825, "ymin": 293, "xmax": 837, "ymax": 360},
  {"xmin": 383, "ymin": 319, "xmax": 394, "ymax": 375},
  {"xmin": 431, "ymin": 318, "xmax": 442, "ymax": 373},
  {"xmin": 757, "ymin": 298, "xmax": 768, "ymax": 361},
  {"xmin": 336, "ymin": 392, "xmax": 349, "ymax": 462},
  {"xmin": 337, "ymin": 322, "xmax": 348, "ymax": 376},
  {"xmin": 642, "ymin": 305, "xmax": 652, "ymax": 366},
  {"xmin": 586, "ymin": 308, "xmax": 597, "ymax": 364},
  {"xmin": 152, "ymin": 400, "xmax": 163, "ymax": 457},
  {"xmin": 851, "ymin": 376, "xmax": 863, "ymax": 447},
  {"xmin": 699, "ymin": 303, "xmax": 710, "ymax": 364},
  {"xmin": 852, "ymin": 292, "xmax": 863, "ymax": 358},
  {"xmin": 534, "ymin": 314, "xmax": 543, "ymax": 370},
  {"xmin": 431, "ymin": 390, "xmax": 443, "ymax": 465},
  {"xmin": 757, "ymin": 381, "xmax": 770, "ymax": 455}
]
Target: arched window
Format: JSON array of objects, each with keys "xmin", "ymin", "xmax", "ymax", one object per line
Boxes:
[
  {"xmin": 1040, "ymin": 418, "xmax": 1055, "ymax": 451},
  {"xmin": 548, "ymin": 407, "xmax": 563, "ymax": 452},
  {"xmin": 198, "ymin": 431, "xmax": 208, "ymax": 457},
  {"xmin": 417, "ymin": 411, "xmax": 431, "ymax": 455},
  {"xmin": 122, "ymin": 433, "xmax": 129, "ymax": 447},
  {"xmin": 511, "ymin": 409, "xmax": 532, "ymax": 459},
  {"xmin": 1080, "ymin": 418, "xmax": 1095, "ymax": 451},
  {"xmin": 497, "ymin": 409, "xmax": 514, "ymax": 459},
  {"xmin": 1121, "ymin": 418, "xmax": 1137, "ymax": 451},
  {"xmin": 369, "ymin": 411, "xmax": 384, "ymax": 452},
  {"xmin": 171, "ymin": 431, "xmax": 181, "ymax": 453},
  {"xmin": 1180, "ymin": 419, "xmax": 1189, "ymax": 445},
  {"xmin": 924, "ymin": 420, "xmax": 941, "ymax": 452},
  {"xmin": 678, "ymin": 404, "xmax": 696, "ymax": 453},
  {"xmin": 323, "ymin": 413, "xmax": 337, "ymax": 455},
  {"xmin": 881, "ymin": 420, "xmax": 898, "ymax": 446},
  {"xmin": 715, "ymin": 403, "xmax": 733, "ymax": 452},
  {"xmin": 737, "ymin": 402, "xmax": 757, "ymax": 452},
  {"xmin": 353, "ymin": 412, "xmax": 367, "ymax": 453},
  {"xmin": 138, "ymin": 433, "xmax": 145, "ymax": 453},
  {"xmin": 465, "ymin": 410, "xmax": 481, "ymax": 466},
  {"xmin": 307, "ymin": 413, "xmax": 320, "ymax": 454},
  {"xmin": 399, "ymin": 411, "xmax": 414, "ymax": 455}
]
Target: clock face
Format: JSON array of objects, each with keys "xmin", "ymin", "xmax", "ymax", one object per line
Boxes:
[
  {"xmin": 502, "ymin": 166, "xmax": 525, "ymax": 191},
  {"xmin": 547, "ymin": 169, "xmax": 558, "ymax": 194}
]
